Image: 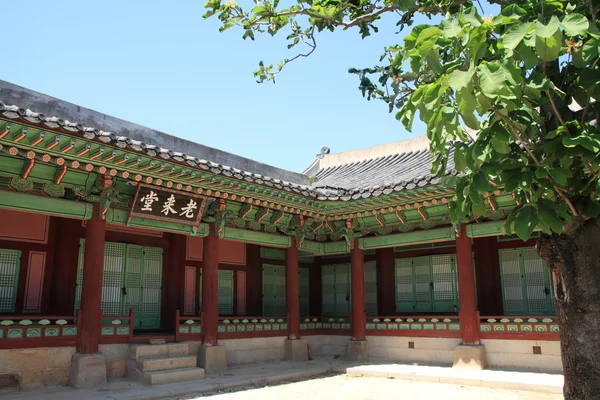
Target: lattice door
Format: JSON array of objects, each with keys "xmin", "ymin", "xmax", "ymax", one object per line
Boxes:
[
  {"xmin": 0, "ymin": 249, "xmax": 21, "ymax": 313},
  {"xmin": 123, "ymin": 245, "xmax": 144, "ymax": 327},
  {"xmin": 499, "ymin": 248, "xmax": 527, "ymax": 315},
  {"xmin": 364, "ymin": 261, "xmax": 378, "ymax": 316},
  {"xmin": 101, "ymin": 243, "xmax": 126, "ymax": 316},
  {"xmin": 413, "ymin": 256, "xmax": 432, "ymax": 312},
  {"xmin": 321, "ymin": 264, "xmax": 336, "ymax": 316},
  {"xmin": 140, "ymin": 246, "xmax": 163, "ymax": 329},
  {"xmin": 431, "ymin": 254, "xmax": 458, "ymax": 312},
  {"xmin": 218, "ymin": 270, "xmax": 234, "ymax": 315},
  {"xmin": 299, "ymin": 267, "xmax": 310, "ymax": 317},
  {"xmin": 262, "ymin": 264, "xmax": 277, "ymax": 316},
  {"xmin": 335, "ymin": 263, "xmax": 351, "ymax": 316},
  {"xmin": 74, "ymin": 240, "xmax": 85, "ymax": 314},
  {"xmin": 522, "ymin": 247, "xmax": 554, "ymax": 315},
  {"xmin": 274, "ymin": 266, "xmax": 287, "ymax": 317},
  {"xmin": 395, "ymin": 258, "xmax": 414, "ymax": 312}
]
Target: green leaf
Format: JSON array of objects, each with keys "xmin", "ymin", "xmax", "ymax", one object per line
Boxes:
[
  {"xmin": 548, "ymin": 167, "xmax": 572, "ymax": 186},
  {"xmin": 562, "ymin": 134, "xmax": 600, "ymax": 152},
  {"xmin": 561, "ymin": 13, "xmax": 589, "ymax": 37},
  {"xmin": 512, "ymin": 205, "xmax": 537, "ymax": 241},
  {"xmin": 456, "ymin": 86, "xmax": 480, "ymax": 130},
  {"xmin": 537, "ymin": 203, "xmax": 564, "ymax": 234},
  {"xmin": 476, "ymin": 63, "xmax": 506, "ymax": 97},
  {"xmin": 442, "ymin": 18, "xmax": 461, "ymax": 38},
  {"xmin": 454, "ymin": 143, "xmax": 469, "ymax": 172},
  {"xmin": 534, "ymin": 15, "xmax": 560, "ymax": 38},
  {"xmin": 515, "ymin": 42, "xmax": 539, "ymax": 69},
  {"xmin": 491, "ymin": 137, "xmax": 511, "ymax": 154},
  {"xmin": 503, "ymin": 22, "xmax": 533, "ymax": 50},
  {"xmin": 535, "ymin": 29, "xmax": 563, "ymax": 62},
  {"xmin": 448, "ymin": 68, "xmax": 474, "ymax": 90}
]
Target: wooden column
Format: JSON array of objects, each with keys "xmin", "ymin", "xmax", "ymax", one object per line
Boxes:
[
  {"xmin": 456, "ymin": 223, "xmax": 480, "ymax": 344},
  {"xmin": 202, "ymin": 224, "xmax": 219, "ymax": 346},
  {"xmin": 350, "ymin": 238, "xmax": 366, "ymax": 341},
  {"xmin": 77, "ymin": 203, "xmax": 106, "ymax": 354},
  {"xmin": 286, "ymin": 237, "xmax": 300, "ymax": 339}
]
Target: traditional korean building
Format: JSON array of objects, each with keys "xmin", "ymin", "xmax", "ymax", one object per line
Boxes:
[{"xmin": 0, "ymin": 80, "xmax": 560, "ymax": 390}]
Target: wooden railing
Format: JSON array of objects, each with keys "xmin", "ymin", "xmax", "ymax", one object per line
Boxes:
[
  {"xmin": 479, "ymin": 315, "xmax": 560, "ymax": 340},
  {"xmin": 0, "ymin": 314, "xmax": 79, "ymax": 349},
  {"xmin": 100, "ymin": 310, "xmax": 135, "ymax": 344},
  {"xmin": 175, "ymin": 310, "xmax": 202, "ymax": 342},
  {"xmin": 300, "ymin": 316, "xmax": 352, "ymax": 335},
  {"xmin": 217, "ymin": 316, "xmax": 288, "ymax": 339},
  {"xmin": 365, "ymin": 315, "xmax": 461, "ymax": 337}
]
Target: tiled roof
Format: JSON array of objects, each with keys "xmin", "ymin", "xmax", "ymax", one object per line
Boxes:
[
  {"xmin": 0, "ymin": 100, "xmax": 455, "ymax": 202},
  {"xmin": 308, "ymin": 148, "xmax": 458, "ymax": 201}
]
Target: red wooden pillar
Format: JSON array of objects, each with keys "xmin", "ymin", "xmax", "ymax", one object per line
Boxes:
[
  {"xmin": 350, "ymin": 238, "xmax": 366, "ymax": 341},
  {"xmin": 456, "ymin": 223, "xmax": 480, "ymax": 344},
  {"xmin": 202, "ymin": 224, "xmax": 219, "ymax": 346},
  {"xmin": 77, "ymin": 203, "xmax": 106, "ymax": 354},
  {"xmin": 286, "ymin": 237, "xmax": 300, "ymax": 340}
]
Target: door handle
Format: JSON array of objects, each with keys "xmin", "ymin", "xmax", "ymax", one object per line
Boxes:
[
  {"xmin": 430, "ymin": 282, "xmax": 434, "ymax": 290},
  {"xmin": 544, "ymin": 287, "xmax": 550, "ymax": 296},
  {"xmin": 121, "ymin": 287, "xmax": 127, "ymax": 296}
]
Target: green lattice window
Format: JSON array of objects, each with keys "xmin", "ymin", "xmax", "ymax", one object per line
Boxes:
[
  {"xmin": 262, "ymin": 264, "xmax": 286, "ymax": 316},
  {"xmin": 198, "ymin": 269, "xmax": 236, "ymax": 315},
  {"xmin": 0, "ymin": 249, "xmax": 21, "ymax": 313},
  {"xmin": 299, "ymin": 267, "xmax": 310, "ymax": 317},
  {"xmin": 394, "ymin": 254, "xmax": 459, "ymax": 313},
  {"xmin": 75, "ymin": 241, "xmax": 163, "ymax": 329},
  {"xmin": 499, "ymin": 247, "xmax": 555, "ymax": 316},
  {"xmin": 321, "ymin": 262, "xmax": 377, "ymax": 316}
]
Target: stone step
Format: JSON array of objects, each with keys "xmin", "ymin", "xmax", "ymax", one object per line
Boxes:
[
  {"xmin": 132, "ymin": 355, "xmax": 198, "ymax": 373},
  {"xmin": 131, "ymin": 343, "xmax": 189, "ymax": 360},
  {"xmin": 142, "ymin": 367, "xmax": 205, "ymax": 386}
]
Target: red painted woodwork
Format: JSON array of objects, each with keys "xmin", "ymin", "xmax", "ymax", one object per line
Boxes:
[
  {"xmin": 184, "ymin": 266, "xmax": 196, "ymax": 315},
  {"xmin": 479, "ymin": 332, "xmax": 560, "ymax": 340},
  {"xmin": 376, "ymin": 248, "xmax": 395, "ymax": 316},
  {"xmin": 164, "ymin": 234, "xmax": 184, "ymax": 331},
  {"xmin": 309, "ymin": 259, "xmax": 322, "ymax": 316},
  {"xmin": 106, "ymin": 223, "xmax": 163, "ymax": 237},
  {"xmin": 245, "ymin": 245, "xmax": 262, "ymax": 316},
  {"xmin": 202, "ymin": 224, "xmax": 219, "ymax": 346},
  {"xmin": 236, "ymin": 271, "xmax": 247, "ymax": 315},
  {"xmin": 473, "ymin": 237, "xmax": 503, "ymax": 315},
  {"xmin": 23, "ymin": 251, "xmax": 46, "ymax": 313},
  {"xmin": 350, "ymin": 239, "xmax": 366, "ymax": 341},
  {"xmin": 286, "ymin": 237, "xmax": 300, "ymax": 340},
  {"xmin": 186, "ymin": 236, "xmax": 246, "ymax": 265},
  {"xmin": 51, "ymin": 218, "xmax": 81, "ymax": 315},
  {"xmin": 456, "ymin": 224, "xmax": 480, "ymax": 345},
  {"xmin": 77, "ymin": 203, "xmax": 106, "ymax": 354},
  {"xmin": 0, "ymin": 209, "xmax": 49, "ymax": 243}
]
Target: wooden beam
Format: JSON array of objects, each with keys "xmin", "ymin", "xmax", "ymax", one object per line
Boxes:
[
  {"xmin": 358, "ymin": 226, "xmax": 456, "ymax": 250},
  {"xmin": 0, "ymin": 189, "xmax": 92, "ymax": 219}
]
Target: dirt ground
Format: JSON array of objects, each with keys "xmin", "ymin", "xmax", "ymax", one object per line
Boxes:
[{"xmin": 168, "ymin": 374, "xmax": 563, "ymax": 400}]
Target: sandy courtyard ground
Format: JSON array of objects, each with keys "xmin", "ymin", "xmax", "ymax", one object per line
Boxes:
[{"xmin": 167, "ymin": 374, "xmax": 563, "ymax": 400}]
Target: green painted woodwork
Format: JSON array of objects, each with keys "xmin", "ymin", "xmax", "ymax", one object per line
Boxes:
[
  {"xmin": 106, "ymin": 208, "xmax": 208, "ymax": 237},
  {"xmin": 299, "ymin": 267, "xmax": 310, "ymax": 317},
  {"xmin": 75, "ymin": 241, "xmax": 163, "ymax": 329},
  {"xmin": 359, "ymin": 227, "xmax": 456, "ymax": 250},
  {"xmin": 223, "ymin": 227, "xmax": 291, "ymax": 248},
  {"xmin": 218, "ymin": 270, "xmax": 234, "ymax": 315},
  {"xmin": 0, "ymin": 249, "xmax": 21, "ymax": 313},
  {"xmin": 364, "ymin": 261, "xmax": 378, "ymax": 316},
  {"xmin": 466, "ymin": 220, "xmax": 507, "ymax": 238},
  {"xmin": 260, "ymin": 247, "xmax": 285, "ymax": 260},
  {"xmin": 321, "ymin": 241, "xmax": 348, "ymax": 256},
  {"xmin": 262, "ymin": 264, "xmax": 286, "ymax": 316},
  {"xmin": 321, "ymin": 262, "xmax": 377, "ymax": 316},
  {"xmin": 394, "ymin": 240, "xmax": 456, "ymax": 252},
  {"xmin": 394, "ymin": 254, "xmax": 459, "ymax": 313},
  {"xmin": 499, "ymin": 247, "xmax": 555, "ymax": 316},
  {"xmin": 298, "ymin": 240, "xmax": 321, "ymax": 254},
  {"xmin": 0, "ymin": 189, "xmax": 93, "ymax": 220}
]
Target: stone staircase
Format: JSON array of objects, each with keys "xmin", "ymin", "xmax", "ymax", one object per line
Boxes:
[{"xmin": 129, "ymin": 343, "xmax": 205, "ymax": 385}]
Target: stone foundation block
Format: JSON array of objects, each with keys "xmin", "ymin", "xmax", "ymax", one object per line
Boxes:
[
  {"xmin": 453, "ymin": 344, "xmax": 487, "ymax": 370},
  {"xmin": 69, "ymin": 353, "xmax": 107, "ymax": 389},
  {"xmin": 285, "ymin": 339, "xmax": 309, "ymax": 362},
  {"xmin": 198, "ymin": 346, "xmax": 227, "ymax": 373},
  {"xmin": 346, "ymin": 340, "xmax": 368, "ymax": 362}
]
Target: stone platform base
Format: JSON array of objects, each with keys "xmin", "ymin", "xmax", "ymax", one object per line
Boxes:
[
  {"xmin": 69, "ymin": 353, "xmax": 107, "ymax": 388},
  {"xmin": 285, "ymin": 339, "xmax": 308, "ymax": 362},
  {"xmin": 346, "ymin": 340, "xmax": 368, "ymax": 362},
  {"xmin": 198, "ymin": 346, "xmax": 228, "ymax": 373},
  {"xmin": 453, "ymin": 344, "xmax": 487, "ymax": 370}
]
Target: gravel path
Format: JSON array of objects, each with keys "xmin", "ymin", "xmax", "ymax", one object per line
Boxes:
[{"xmin": 165, "ymin": 374, "xmax": 563, "ymax": 400}]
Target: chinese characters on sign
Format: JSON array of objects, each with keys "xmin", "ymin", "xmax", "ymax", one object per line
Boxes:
[{"xmin": 130, "ymin": 184, "xmax": 208, "ymax": 226}]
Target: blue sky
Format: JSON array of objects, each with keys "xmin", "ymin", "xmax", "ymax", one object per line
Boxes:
[{"xmin": 2, "ymin": 1, "xmax": 490, "ymax": 173}]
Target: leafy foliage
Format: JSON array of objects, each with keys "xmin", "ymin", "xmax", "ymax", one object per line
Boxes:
[{"xmin": 205, "ymin": 0, "xmax": 600, "ymax": 241}]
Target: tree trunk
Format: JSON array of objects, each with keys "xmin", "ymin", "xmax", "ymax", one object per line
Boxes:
[{"xmin": 538, "ymin": 217, "xmax": 600, "ymax": 400}]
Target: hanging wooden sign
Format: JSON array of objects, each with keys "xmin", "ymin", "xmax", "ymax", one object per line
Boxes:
[{"xmin": 129, "ymin": 183, "xmax": 210, "ymax": 226}]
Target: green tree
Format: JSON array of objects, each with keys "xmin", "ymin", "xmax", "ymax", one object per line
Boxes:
[{"xmin": 205, "ymin": 1, "xmax": 600, "ymax": 397}]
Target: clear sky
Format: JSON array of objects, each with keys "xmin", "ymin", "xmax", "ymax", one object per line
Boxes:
[{"xmin": 2, "ymin": 1, "xmax": 493, "ymax": 173}]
